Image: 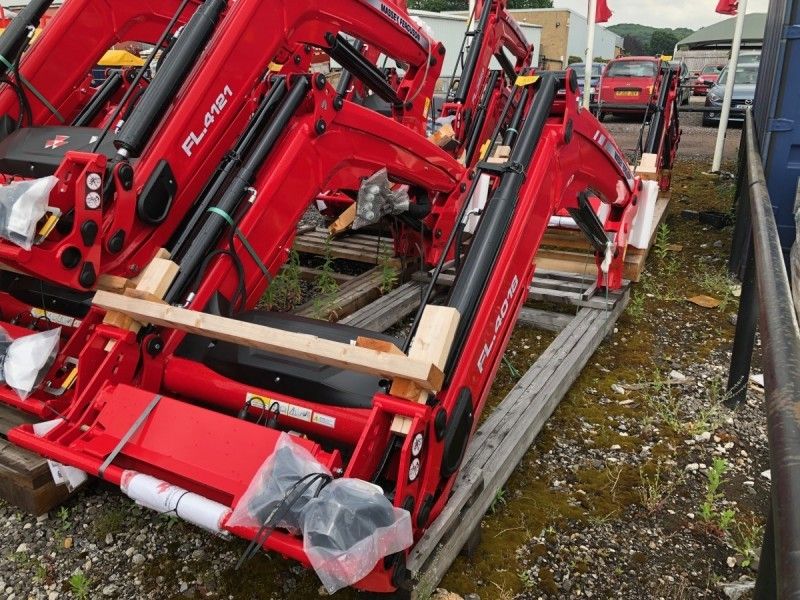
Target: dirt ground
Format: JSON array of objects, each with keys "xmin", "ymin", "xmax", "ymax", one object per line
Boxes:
[{"xmin": 0, "ymin": 105, "xmax": 762, "ymax": 600}]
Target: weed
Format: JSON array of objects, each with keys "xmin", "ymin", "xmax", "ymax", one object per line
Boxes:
[
  {"xmin": 638, "ymin": 464, "xmax": 667, "ymax": 513},
  {"xmin": 698, "ymin": 265, "xmax": 736, "ymax": 312},
  {"xmin": 263, "ymin": 249, "xmax": 303, "ymax": 311},
  {"xmin": 699, "ymin": 458, "xmax": 735, "ymax": 533},
  {"xmin": 58, "ymin": 506, "xmax": 71, "ymax": 531},
  {"xmin": 654, "ymin": 224, "xmax": 678, "ymax": 275},
  {"xmin": 378, "ymin": 248, "xmax": 399, "ymax": 295},
  {"xmin": 92, "ymin": 506, "xmax": 127, "ymax": 540},
  {"xmin": 159, "ymin": 513, "xmax": 181, "ymax": 530},
  {"xmin": 627, "ymin": 287, "xmax": 645, "ymax": 319},
  {"xmin": 69, "ymin": 571, "xmax": 90, "ymax": 600},
  {"xmin": 490, "ymin": 487, "xmax": 507, "ymax": 514},
  {"xmin": 312, "ymin": 241, "xmax": 341, "ymax": 320},
  {"xmin": 518, "ymin": 569, "xmax": 535, "ymax": 589},
  {"xmin": 732, "ymin": 520, "xmax": 764, "ymax": 568}
]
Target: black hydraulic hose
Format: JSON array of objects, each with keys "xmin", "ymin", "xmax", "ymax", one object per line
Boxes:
[
  {"xmin": 453, "ymin": 0, "xmax": 493, "ymax": 104},
  {"xmin": 464, "ymin": 70, "xmax": 499, "ymax": 164},
  {"xmin": 91, "ymin": 0, "xmax": 193, "ymax": 152},
  {"xmin": 114, "ymin": 0, "xmax": 227, "ymax": 158},
  {"xmin": 326, "ymin": 34, "xmax": 400, "ymax": 107},
  {"xmin": 169, "ymin": 77, "xmax": 288, "ymax": 258},
  {"xmin": 402, "ymin": 79, "xmax": 526, "ymax": 353},
  {"xmin": 165, "ymin": 76, "xmax": 310, "ymax": 305},
  {"xmin": 335, "ymin": 39, "xmax": 364, "ymax": 101},
  {"xmin": 445, "ymin": 73, "xmax": 557, "ymax": 372},
  {"xmin": 71, "ymin": 71, "xmax": 123, "ymax": 127},
  {"xmin": 644, "ymin": 66, "xmax": 673, "ymax": 155},
  {"xmin": 502, "ymin": 87, "xmax": 529, "ymax": 146},
  {"xmin": 0, "ymin": 0, "xmax": 52, "ymax": 79}
]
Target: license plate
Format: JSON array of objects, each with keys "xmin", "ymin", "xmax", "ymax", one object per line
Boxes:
[
  {"xmin": 735, "ymin": 104, "xmax": 748, "ymax": 109},
  {"xmin": 616, "ymin": 90, "xmax": 638, "ymax": 97}
]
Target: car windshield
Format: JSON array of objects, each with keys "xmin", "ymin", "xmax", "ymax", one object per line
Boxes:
[
  {"xmin": 570, "ymin": 64, "xmax": 602, "ymax": 78},
  {"xmin": 606, "ymin": 60, "xmax": 657, "ymax": 78},
  {"xmin": 702, "ymin": 65, "xmax": 722, "ymax": 74},
  {"xmin": 718, "ymin": 66, "xmax": 759, "ymax": 85}
]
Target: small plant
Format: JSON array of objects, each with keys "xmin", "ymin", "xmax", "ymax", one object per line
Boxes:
[
  {"xmin": 627, "ymin": 288, "xmax": 645, "ymax": 319},
  {"xmin": 58, "ymin": 506, "xmax": 71, "ymax": 531},
  {"xmin": 638, "ymin": 464, "xmax": 666, "ymax": 513},
  {"xmin": 518, "ymin": 569, "xmax": 535, "ymax": 589},
  {"xmin": 69, "ymin": 571, "xmax": 90, "ymax": 600},
  {"xmin": 699, "ymin": 458, "xmax": 735, "ymax": 533},
  {"xmin": 263, "ymin": 249, "xmax": 303, "ymax": 311},
  {"xmin": 378, "ymin": 248, "xmax": 399, "ymax": 295},
  {"xmin": 652, "ymin": 223, "xmax": 678, "ymax": 276},
  {"xmin": 698, "ymin": 265, "xmax": 736, "ymax": 312},
  {"xmin": 312, "ymin": 241, "xmax": 341, "ymax": 320},
  {"xmin": 732, "ymin": 520, "xmax": 764, "ymax": 568},
  {"xmin": 159, "ymin": 513, "xmax": 181, "ymax": 530},
  {"xmin": 490, "ymin": 487, "xmax": 507, "ymax": 514}
]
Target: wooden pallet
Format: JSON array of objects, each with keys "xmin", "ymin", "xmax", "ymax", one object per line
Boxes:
[
  {"xmin": 293, "ymin": 266, "xmax": 388, "ymax": 321},
  {"xmin": 535, "ymin": 194, "xmax": 670, "ymax": 282},
  {"xmin": 0, "ymin": 405, "xmax": 72, "ymax": 515},
  {"xmin": 293, "ymin": 228, "xmax": 392, "ymax": 264},
  {"xmin": 407, "ymin": 288, "xmax": 630, "ymax": 597}
]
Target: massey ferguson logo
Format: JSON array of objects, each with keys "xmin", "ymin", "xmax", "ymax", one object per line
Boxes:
[
  {"xmin": 477, "ymin": 275, "xmax": 520, "ymax": 373},
  {"xmin": 45, "ymin": 135, "xmax": 69, "ymax": 150}
]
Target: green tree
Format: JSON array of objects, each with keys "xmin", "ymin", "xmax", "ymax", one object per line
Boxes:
[
  {"xmin": 648, "ymin": 29, "xmax": 679, "ymax": 56},
  {"xmin": 623, "ymin": 34, "xmax": 646, "ymax": 56}
]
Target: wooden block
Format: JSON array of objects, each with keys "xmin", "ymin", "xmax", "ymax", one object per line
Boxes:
[
  {"xmin": 390, "ymin": 306, "xmax": 460, "ymax": 434},
  {"xmin": 428, "ymin": 123, "xmax": 456, "ymax": 150},
  {"xmin": 329, "ymin": 204, "xmax": 357, "ymax": 236},
  {"xmin": 102, "ymin": 251, "xmax": 178, "ymax": 332},
  {"xmin": 493, "ymin": 145, "xmax": 511, "ymax": 159},
  {"xmin": 637, "ymin": 152, "xmax": 659, "ymax": 180},
  {"xmin": 355, "ymin": 337, "xmax": 404, "ymax": 355},
  {"xmin": 96, "ymin": 274, "xmax": 131, "ymax": 293},
  {"xmin": 92, "ymin": 291, "xmax": 445, "ymax": 392}
]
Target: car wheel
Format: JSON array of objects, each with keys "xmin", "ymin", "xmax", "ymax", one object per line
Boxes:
[
  {"xmin": 702, "ymin": 116, "xmax": 713, "ymax": 127},
  {"xmin": 597, "ymin": 111, "xmax": 605, "ymax": 122}
]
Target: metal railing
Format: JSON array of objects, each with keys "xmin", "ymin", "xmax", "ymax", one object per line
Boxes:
[{"xmin": 727, "ymin": 110, "xmax": 800, "ymax": 598}]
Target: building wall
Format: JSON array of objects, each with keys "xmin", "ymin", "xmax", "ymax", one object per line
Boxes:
[
  {"xmin": 673, "ymin": 49, "xmax": 730, "ymax": 74},
  {"xmin": 509, "ymin": 8, "xmax": 623, "ymax": 69}
]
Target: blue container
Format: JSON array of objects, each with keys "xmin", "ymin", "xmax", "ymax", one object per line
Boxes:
[{"xmin": 754, "ymin": 0, "xmax": 800, "ymax": 252}]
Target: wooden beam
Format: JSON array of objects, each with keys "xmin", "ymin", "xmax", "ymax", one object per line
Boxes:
[
  {"xmin": 329, "ymin": 204, "xmax": 357, "ymax": 236},
  {"xmin": 92, "ymin": 291, "xmax": 444, "ymax": 392},
  {"xmin": 390, "ymin": 305, "xmax": 460, "ymax": 434}
]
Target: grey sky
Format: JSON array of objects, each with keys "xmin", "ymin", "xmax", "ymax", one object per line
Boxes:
[{"xmin": 553, "ymin": 0, "xmax": 770, "ymax": 29}]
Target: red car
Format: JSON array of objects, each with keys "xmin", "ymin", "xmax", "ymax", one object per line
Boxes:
[
  {"xmin": 693, "ymin": 63, "xmax": 724, "ymax": 95},
  {"xmin": 597, "ymin": 56, "xmax": 662, "ymax": 121}
]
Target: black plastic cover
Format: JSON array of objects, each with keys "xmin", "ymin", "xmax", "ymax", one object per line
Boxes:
[
  {"xmin": 0, "ymin": 127, "xmax": 117, "ymax": 178},
  {"xmin": 177, "ymin": 310, "xmax": 399, "ymax": 409},
  {"xmin": 440, "ymin": 388, "xmax": 474, "ymax": 478}
]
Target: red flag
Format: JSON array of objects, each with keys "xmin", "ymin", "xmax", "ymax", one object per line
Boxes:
[
  {"xmin": 715, "ymin": 0, "xmax": 738, "ymax": 15},
  {"xmin": 595, "ymin": 0, "xmax": 613, "ymax": 23}
]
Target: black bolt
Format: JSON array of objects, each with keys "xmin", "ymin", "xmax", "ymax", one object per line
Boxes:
[
  {"xmin": 333, "ymin": 96, "xmax": 343, "ymax": 111},
  {"xmin": 293, "ymin": 54, "xmax": 301, "ymax": 64},
  {"xmin": 107, "ymin": 230, "xmax": 125, "ymax": 254},
  {"xmin": 315, "ymin": 119, "xmax": 327, "ymax": 135},
  {"xmin": 304, "ymin": 44, "xmax": 312, "ymax": 54},
  {"xmin": 435, "ymin": 229, "xmax": 442, "ymax": 239},
  {"xmin": 438, "ymin": 43, "xmax": 446, "ymax": 56},
  {"xmin": 460, "ymin": 183, "xmax": 467, "ymax": 192},
  {"xmin": 314, "ymin": 73, "xmax": 327, "ymax": 90},
  {"xmin": 146, "ymin": 337, "xmax": 164, "ymax": 357},
  {"xmin": 60, "ymin": 247, "xmax": 81, "ymax": 269},
  {"xmin": 118, "ymin": 163, "xmax": 134, "ymax": 191}
]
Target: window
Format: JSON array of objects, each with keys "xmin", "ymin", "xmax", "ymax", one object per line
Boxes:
[{"xmin": 606, "ymin": 60, "xmax": 657, "ymax": 78}]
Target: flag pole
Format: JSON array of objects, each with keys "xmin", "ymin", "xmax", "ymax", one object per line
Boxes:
[
  {"xmin": 711, "ymin": 0, "xmax": 748, "ymax": 172},
  {"xmin": 583, "ymin": 0, "xmax": 597, "ymax": 109}
]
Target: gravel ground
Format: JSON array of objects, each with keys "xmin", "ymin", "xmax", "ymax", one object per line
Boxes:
[{"xmin": 0, "ymin": 106, "xmax": 762, "ymax": 600}]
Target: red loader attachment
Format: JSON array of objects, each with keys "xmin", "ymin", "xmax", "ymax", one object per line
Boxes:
[{"xmin": 0, "ymin": 0, "xmax": 645, "ymax": 593}]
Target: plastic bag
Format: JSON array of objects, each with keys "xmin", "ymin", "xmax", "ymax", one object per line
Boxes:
[
  {"xmin": 353, "ymin": 169, "xmax": 410, "ymax": 230},
  {"xmin": 3, "ymin": 327, "xmax": 60, "ymax": 399},
  {"xmin": 0, "ymin": 327, "xmax": 10, "ymax": 384},
  {"xmin": 0, "ymin": 176, "xmax": 58, "ymax": 250},
  {"xmin": 227, "ymin": 433, "xmax": 331, "ymax": 534},
  {"xmin": 303, "ymin": 479, "xmax": 413, "ymax": 593}
]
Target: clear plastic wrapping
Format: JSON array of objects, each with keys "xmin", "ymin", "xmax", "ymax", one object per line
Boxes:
[
  {"xmin": 303, "ymin": 478, "xmax": 413, "ymax": 593},
  {"xmin": 2, "ymin": 327, "xmax": 60, "ymax": 398},
  {"xmin": 227, "ymin": 433, "xmax": 331, "ymax": 534},
  {"xmin": 229, "ymin": 433, "xmax": 413, "ymax": 592},
  {"xmin": 0, "ymin": 176, "xmax": 58, "ymax": 250}
]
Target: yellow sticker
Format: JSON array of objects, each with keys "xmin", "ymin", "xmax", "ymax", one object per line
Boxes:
[
  {"xmin": 515, "ymin": 74, "xmax": 539, "ymax": 87},
  {"xmin": 479, "ymin": 139, "xmax": 491, "ymax": 159},
  {"xmin": 423, "ymin": 97, "xmax": 431, "ymax": 118},
  {"xmin": 268, "ymin": 62, "xmax": 283, "ymax": 72}
]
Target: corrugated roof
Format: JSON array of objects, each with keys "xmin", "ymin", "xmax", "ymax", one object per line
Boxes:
[{"xmin": 677, "ymin": 13, "xmax": 767, "ymax": 49}]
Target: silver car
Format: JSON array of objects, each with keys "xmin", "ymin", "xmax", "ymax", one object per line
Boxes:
[{"xmin": 703, "ymin": 64, "xmax": 759, "ymax": 126}]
